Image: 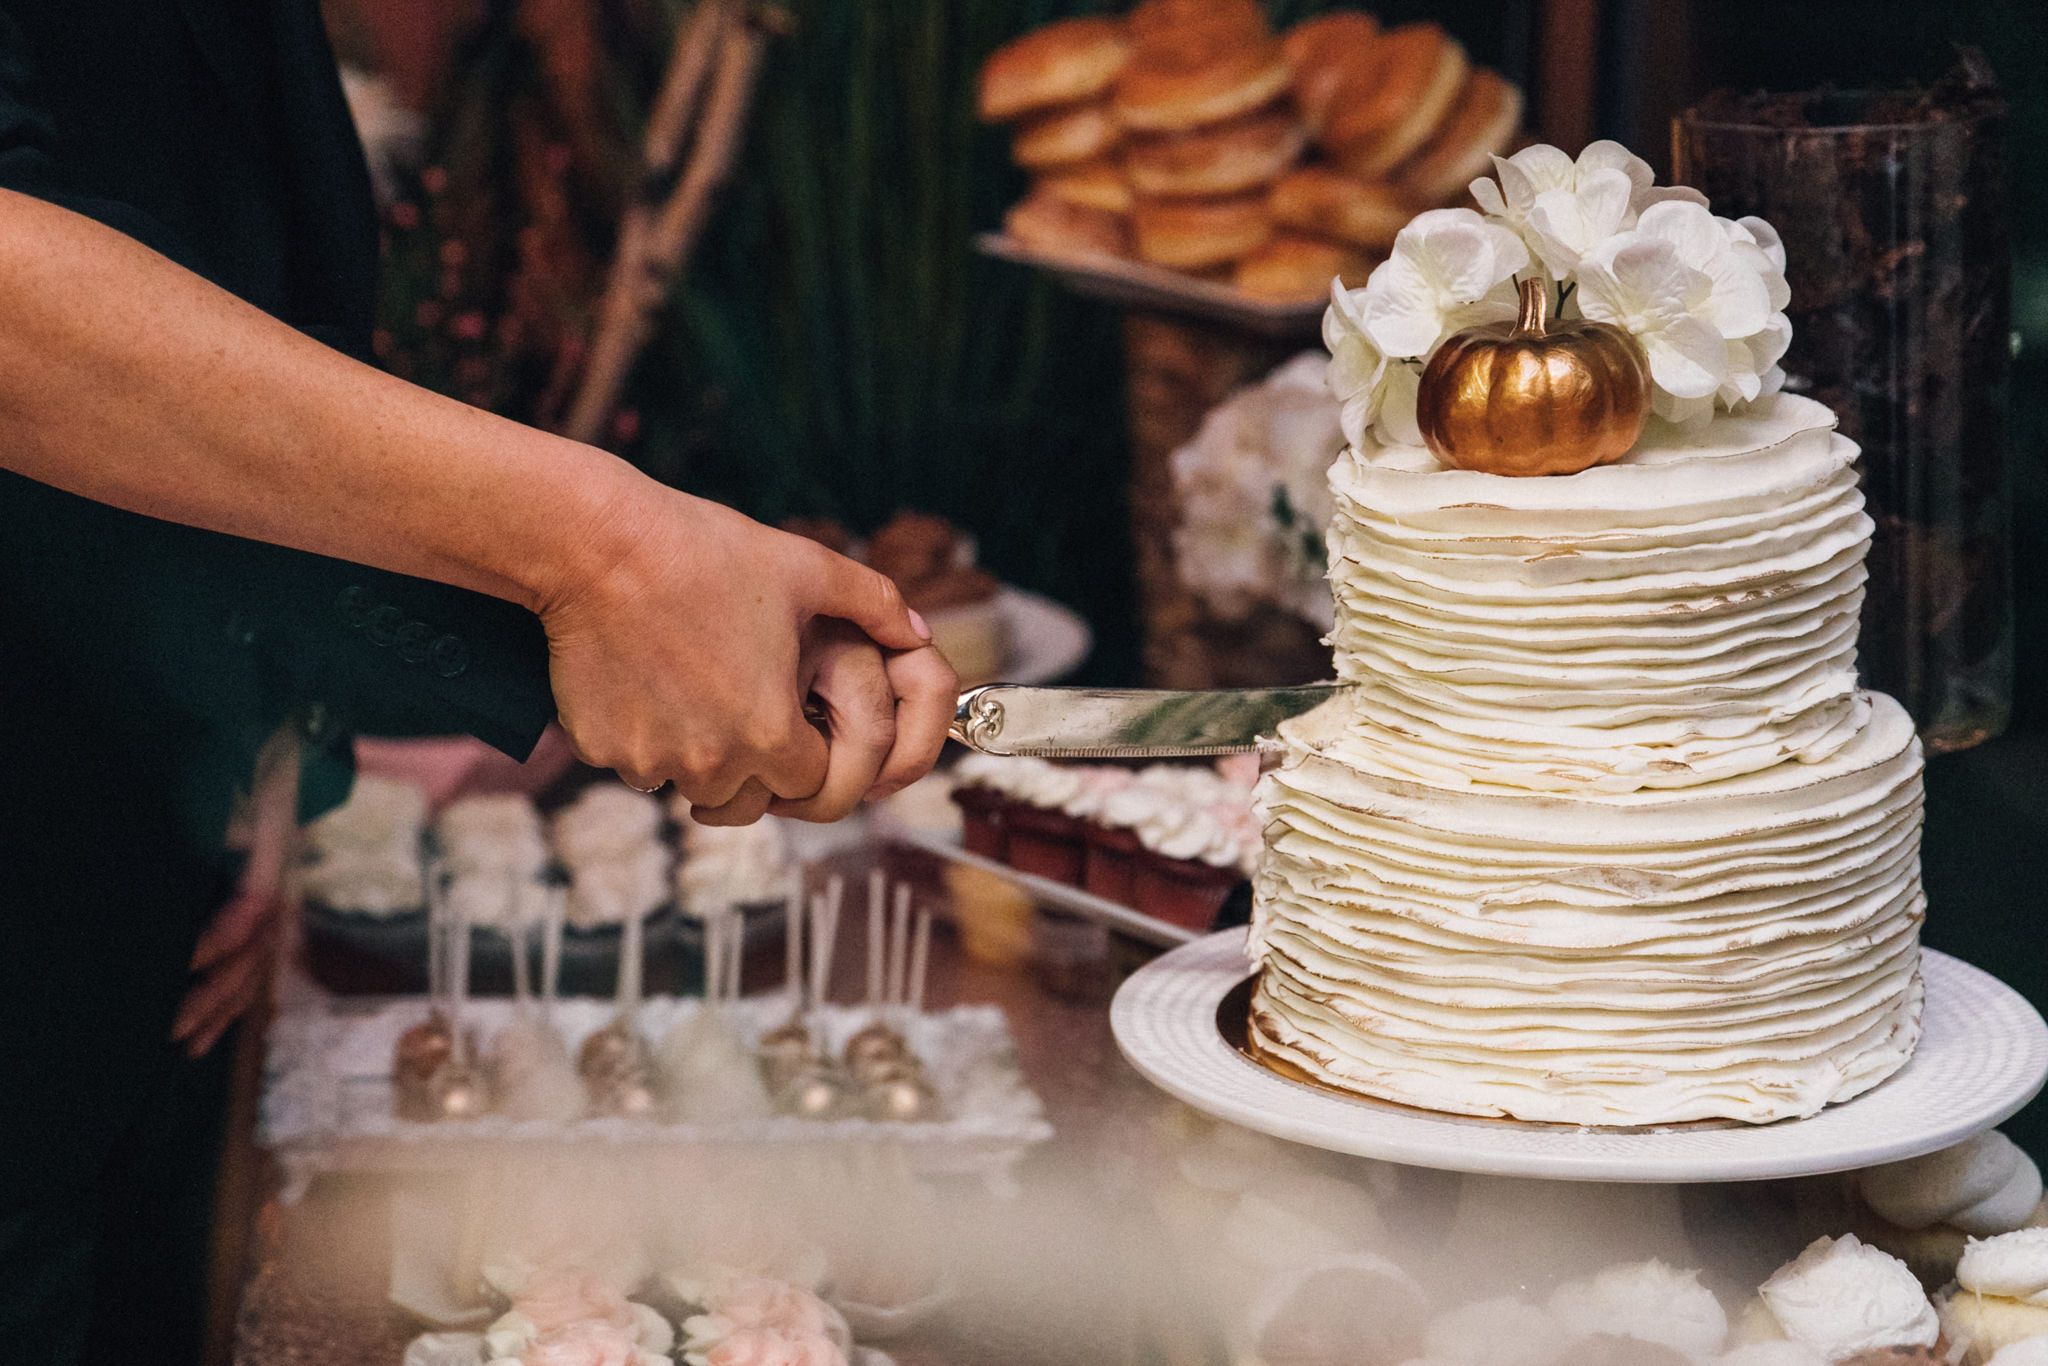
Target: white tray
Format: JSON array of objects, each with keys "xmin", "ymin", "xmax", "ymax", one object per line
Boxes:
[
  {"xmin": 893, "ymin": 826, "xmax": 1199, "ymax": 949},
  {"xmin": 262, "ymin": 994, "xmax": 1052, "ymax": 1200},
  {"xmin": 977, "ymin": 233, "xmax": 1325, "ymax": 338},
  {"xmin": 1113, "ymin": 930, "xmax": 2048, "ymax": 1183}
]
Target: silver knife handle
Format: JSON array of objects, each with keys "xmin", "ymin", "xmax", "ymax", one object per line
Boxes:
[{"xmin": 949, "ymin": 684, "xmax": 1008, "ymax": 751}]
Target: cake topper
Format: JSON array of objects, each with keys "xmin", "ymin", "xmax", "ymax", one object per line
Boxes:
[{"xmin": 1414, "ymin": 275, "xmax": 1650, "ymax": 476}]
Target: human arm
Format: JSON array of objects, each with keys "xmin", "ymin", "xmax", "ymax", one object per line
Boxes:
[{"xmin": 0, "ymin": 188, "xmax": 955, "ymax": 813}]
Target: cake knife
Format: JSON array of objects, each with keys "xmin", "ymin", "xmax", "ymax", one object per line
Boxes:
[{"xmin": 943, "ymin": 682, "xmax": 1344, "ymax": 758}]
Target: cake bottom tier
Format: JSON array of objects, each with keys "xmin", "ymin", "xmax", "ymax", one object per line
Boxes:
[{"xmin": 1247, "ymin": 691, "xmax": 1927, "ymax": 1126}]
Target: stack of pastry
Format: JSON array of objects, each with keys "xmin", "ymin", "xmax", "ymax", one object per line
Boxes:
[{"xmin": 979, "ymin": 2, "xmax": 1522, "ymax": 303}]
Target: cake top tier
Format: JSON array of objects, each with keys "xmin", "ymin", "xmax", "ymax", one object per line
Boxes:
[{"xmin": 1322, "ymin": 392, "xmax": 1873, "ymax": 795}]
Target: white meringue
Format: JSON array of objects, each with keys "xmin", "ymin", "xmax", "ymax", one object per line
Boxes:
[
  {"xmin": 1547, "ymin": 1260, "xmax": 1728, "ymax": 1360},
  {"xmin": 1959, "ymin": 1229, "xmax": 2048, "ymax": 1307},
  {"xmin": 1758, "ymin": 1235, "xmax": 1939, "ymax": 1360}
]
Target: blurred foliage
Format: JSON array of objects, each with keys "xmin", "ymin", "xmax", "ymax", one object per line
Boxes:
[{"xmin": 633, "ymin": 0, "xmax": 1529, "ymax": 685}]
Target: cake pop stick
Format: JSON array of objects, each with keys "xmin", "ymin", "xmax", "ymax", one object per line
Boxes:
[
  {"xmin": 784, "ymin": 883, "xmax": 805, "ymax": 1009},
  {"xmin": 809, "ymin": 875, "xmax": 844, "ymax": 1013},
  {"xmin": 541, "ymin": 885, "xmax": 565, "ymax": 1025},
  {"xmin": 506, "ymin": 869, "xmax": 532, "ymax": 1013},
  {"xmin": 889, "ymin": 883, "xmax": 911, "ymax": 1009},
  {"xmin": 908, "ymin": 908, "xmax": 932, "ymax": 1017},
  {"xmin": 867, "ymin": 867, "xmax": 886, "ymax": 1010}
]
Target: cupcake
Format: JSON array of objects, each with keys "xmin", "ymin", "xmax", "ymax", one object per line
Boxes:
[
  {"xmin": 300, "ymin": 773, "xmax": 429, "ymax": 916},
  {"xmin": 864, "ymin": 512, "xmax": 1009, "ymax": 687},
  {"xmin": 549, "ymin": 784, "xmax": 670, "ymax": 930},
  {"xmin": 1082, "ymin": 821, "xmax": 1143, "ymax": 906},
  {"xmin": 1854, "ymin": 1132, "xmax": 2048, "ymax": 1290},
  {"xmin": 1102, "ymin": 767, "xmax": 1256, "ymax": 931},
  {"xmin": 1746, "ymin": 1235, "xmax": 1944, "ymax": 1364},
  {"xmin": 947, "ymin": 776, "xmax": 1009, "ymax": 861},
  {"xmin": 979, "ymin": 758, "xmax": 1089, "ymax": 884},
  {"xmin": 1937, "ymin": 1229, "xmax": 2048, "ymax": 1364}
]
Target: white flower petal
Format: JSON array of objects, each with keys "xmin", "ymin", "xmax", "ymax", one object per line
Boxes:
[
  {"xmin": 1738, "ymin": 215, "xmax": 1788, "ymax": 272},
  {"xmin": 1636, "ymin": 200, "xmax": 1729, "ymax": 269},
  {"xmin": 1575, "ymin": 140, "xmax": 1654, "ymax": 195},
  {"xmin": 1378, "ymin": 362, "xmax": 1423, "ymax": 447},
  {"xmin": 1642, "ymin": 314, "xmax": 1729, "ymax": 398},
  {"xmin": 1470, "ymin": 174, "xmax": 1508, "ymax": 218},
  {"xmin": 1634, "ymin": 183, "xmax": 1710, "ymax": 213},
  {"xmin": 1493, "ymin": 146, "xmax": 1576, "ymax": 217},
  {"xmin": 1359, "ymin": 253, "xmax": 1448, "ymax": 358},
  {"xmin": 1747, "ymin": 313, "xmax": 1793, "ymax": 372}
]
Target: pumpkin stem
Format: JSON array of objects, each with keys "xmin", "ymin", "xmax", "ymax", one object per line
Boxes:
[{"xmin": 1513, "ymin": 276, "xmax": 1548, "ymax": 337}]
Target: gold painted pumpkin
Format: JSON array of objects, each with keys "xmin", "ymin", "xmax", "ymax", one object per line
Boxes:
[{"xmin": 1415, "ymin": 276, "xmax": 1651, "ymax": 477}]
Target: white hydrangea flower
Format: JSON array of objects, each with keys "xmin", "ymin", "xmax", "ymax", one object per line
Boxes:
[
  {"xmin": 1323, "ymin": 280, "xmax": 1393, "ymax": 449},
  {"xmin": 1575, "ymin": 233, "xmax": 1727, "ymax": 424},
  {"xmin": 1472, "ymin": 141, "xmax": 1707, "ymax": 279},
  {"xmin": 1356, "ymin": 208, "xmax": 1527, "ymax": 359}
]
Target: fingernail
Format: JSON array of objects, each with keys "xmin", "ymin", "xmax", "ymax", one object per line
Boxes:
[{"xmin": 908, "ymin": 609, "xmax": 932, "ymax": 642}]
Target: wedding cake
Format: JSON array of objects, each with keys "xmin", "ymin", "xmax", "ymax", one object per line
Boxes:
[{"xmin": 1246, "ymin": 142, "xmax": 1926, "ymax": 1126}]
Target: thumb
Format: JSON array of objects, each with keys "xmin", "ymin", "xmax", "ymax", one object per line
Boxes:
[{"xmin": 804, "ymin": 549, "xmax": 932, "ymax": 652}]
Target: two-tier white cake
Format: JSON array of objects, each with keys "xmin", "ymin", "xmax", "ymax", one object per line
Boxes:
[{"xmin": 1247, "ymin": 393, "xmax": 1927, "ymax": 1126}]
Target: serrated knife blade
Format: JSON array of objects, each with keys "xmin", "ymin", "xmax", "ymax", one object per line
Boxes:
[{"xmin": 945, "ymin": 682, "xmax": 1345, "ymax": 758}]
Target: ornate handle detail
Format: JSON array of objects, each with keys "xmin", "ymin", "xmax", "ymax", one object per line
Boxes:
[{"xmin": 950, "ymin": 685, "xmax": 1007, "ymax": 751}]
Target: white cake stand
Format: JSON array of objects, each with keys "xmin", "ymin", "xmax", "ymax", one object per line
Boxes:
[{"xmin": 1113, "ymin": 929, "xmax": 2048, "ymax": 1184}]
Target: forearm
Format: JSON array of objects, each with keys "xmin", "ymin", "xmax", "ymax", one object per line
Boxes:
[{"xmin": 0, "ymin": 187, "xmax": 636, "ymax": 613}]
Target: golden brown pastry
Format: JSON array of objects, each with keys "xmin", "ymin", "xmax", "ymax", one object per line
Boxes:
[
  {"xmin": 1267, "ymin": 167, "xmax": 1415, "ymax": 253},
  {"xmin": 1036, "ymin": 157, "xmax": 1133, "ymax": 214},
  {"xmin": 1323, "ymin": 22, "xmax": 1468, "ymax": 178},
  {"xmin": 1012, "ymin": 100, "xmax": 1121, "ymax": 168},
  {"xmin": 1003, "ymin": 187, "xmax": 1131, "ymax": 260},
  {"xmin": 1114, "ymin": 0, "xmax": 1291, "ymax": 133},
  {"xmin": 1397, "ymin": 68, "xmax": 1524, "ymax": 205},
  {"xmin": 1130, "ymin": 191, "xmax": 1273, "ymax": 269},
  {"xmin": 1232, "ymin": 232, "xmax": 1375, "ymax": 301},
  {"xmin": 1124, "ymin": 109, "xmax": 1307, "ymax": 196},
  {"xmin": 977, "ymin": 17, "xmax": 1131, "ymax": 123},
  {"xmin": 1281, "ymin": 10, "xmax": 1380, "ymax": 136}
]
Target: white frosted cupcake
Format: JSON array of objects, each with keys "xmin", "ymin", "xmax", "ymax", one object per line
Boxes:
[{"xmin": 1938, "ymin": 1229, "xmax": 2048, "ymax": 1365}]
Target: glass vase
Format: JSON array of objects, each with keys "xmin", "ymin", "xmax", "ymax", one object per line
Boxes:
[{"xmin": 1674, "ymin": 87, "xmax": 2012, "ymax": 753}]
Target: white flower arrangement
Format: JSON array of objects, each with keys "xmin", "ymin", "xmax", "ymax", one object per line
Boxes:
[
  {"xmin": 1327, "ymin": 141, "xmax": 1793, "ymax": 442},
  {"xmin": 1169, "ymin": 351, "xmax": 1342, "ymax": 633}
]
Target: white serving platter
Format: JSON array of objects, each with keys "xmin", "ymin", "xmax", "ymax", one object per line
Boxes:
[
  {"xmin": 262, "ymin": 993, "xmax": 1051, "ymax": 1201},
  {"xmin": 977, "ymin": 233, "xmax": 1325, "ymax": 338},
  {"xmin": 892, "ymin": 826, "xmax": 1199, "ymax": 950},
  {"xmin": 1112, "ymin": 930, "xmax": 2048, "ymax": 1183}
]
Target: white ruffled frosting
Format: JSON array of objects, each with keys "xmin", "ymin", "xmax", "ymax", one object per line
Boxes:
[
  {"xmin": 1861, "ymin": 1132, "xmax": 2045, "ymax": 1236},
  {"xmin": 1323, "ymin": 396, "xmax": 1865, "ymax": 795},
  {"xmin": 302, "ymin": 775, "xmax": 429, "ymax": 915},
  {"xmin": 1759, "ymin": 1235, "xmax": 1939, "ymax": 1360},
  {"xmin": 1959, "ymin": 1229, "xmax": 2048, "ymax": 1307},
  {"xmin": 1547, "ymin": 1260, "xmax": 1728, "ymax": 1359},
  {"xmin": 1250, "ymin": 691, "xmax": 1925, "ymax": 1125},
  {"xmin": 1249, "ymin": 392, "xmax": 1927, "ymax": 1126}
]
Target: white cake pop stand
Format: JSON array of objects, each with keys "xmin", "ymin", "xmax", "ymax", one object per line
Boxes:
[{"xmin": 1113, "ymin": 929, "xmax": 2048, "ymax": 1184}]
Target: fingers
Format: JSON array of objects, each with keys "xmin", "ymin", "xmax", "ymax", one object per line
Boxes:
[
  {"xmin": 687, "ymin": 777, "xmax": 774, "ymax": 827},
  {"xmin": 801, "ymin": 544, "xmax": 932, "ymax": 652},
  {"xmin": 865, "ymin": 645, "xmax": 958, "ymax": 804},
  {"xmin": 190, "ymin": 888, "xmax": 274, "ymax": 972},
  {"xmin": 770, "ymin": 630, "xmax": 897, "ymax": 823},
  {"xmin": 172, "ymin": 937, "xmax": 271, "ymax": 1058}
]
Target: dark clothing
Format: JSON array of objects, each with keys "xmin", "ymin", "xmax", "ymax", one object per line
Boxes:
[{"xmin": 0, "ymin": 1, "xmax": 556, "ymax": 1358}]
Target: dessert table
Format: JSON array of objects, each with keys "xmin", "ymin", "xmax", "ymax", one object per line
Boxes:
[
  {"xmin": 226, "ymin": 839, "xmax": 1177, "ymax": 1366},
  {"xmin": 220, "ymin": 758, "xmax": 2048, "ymax": 1365}
]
